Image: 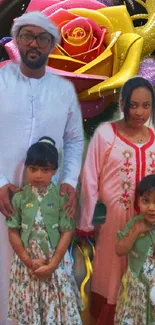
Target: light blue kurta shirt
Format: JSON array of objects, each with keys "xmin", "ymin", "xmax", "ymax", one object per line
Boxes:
[
  {"xmin": 0, "ymin": 63, "xmax": 84, "ymax": 324},
  {"xmin": 0, "ymin": 63, "xmax": 84, "ymax": 188}
]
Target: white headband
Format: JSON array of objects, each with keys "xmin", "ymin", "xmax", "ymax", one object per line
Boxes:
[
  {"xmin": 11, "ymin": 11, "xmax": 60, "ymax": 48},
  {"xmin": 39, "ymin": 139, "xmax": 55, "ymax": 146}
]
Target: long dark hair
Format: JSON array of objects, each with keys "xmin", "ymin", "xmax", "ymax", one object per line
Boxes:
[{"xmin": 120, "ymin": 76, "xmax": 155, "ymax": 127}]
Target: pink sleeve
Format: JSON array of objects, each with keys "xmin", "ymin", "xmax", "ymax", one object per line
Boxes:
[{"xmin": 77, "ymin": 124, "xmax": 109, "ymax": 233}]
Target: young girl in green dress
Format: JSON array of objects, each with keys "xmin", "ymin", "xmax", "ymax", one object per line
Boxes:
[
  {"xmin": 115, "ymin": 174, "xmax": 155, "ymax": 325},
  {"xmin": 6, "ymin": 136, "xmax": 83, "ymax": 325}
]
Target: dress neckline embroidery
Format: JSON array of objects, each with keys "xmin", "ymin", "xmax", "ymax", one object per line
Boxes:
[{"xmin": 111, "ymin": 122, "xmax": 154, "ymax": 150}]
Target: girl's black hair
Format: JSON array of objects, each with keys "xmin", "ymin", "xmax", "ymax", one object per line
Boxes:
[
  {"xmin": 25, "ymin": 136, "xmax": 58, "ymax": 169},
  {"xmin": 120, "ymin": 76, "xmax": 155, "ymax": 127},
  {"xmin": 136, "ymin": 174, "xmax": 155, "ymax": 196}
]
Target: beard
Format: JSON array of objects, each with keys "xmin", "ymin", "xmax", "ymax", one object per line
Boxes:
[{"xmin": 19, "ymin": 49, "xmax": 48, "ymax": 70}]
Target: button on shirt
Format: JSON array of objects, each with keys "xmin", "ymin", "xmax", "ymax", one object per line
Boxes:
[{"xmin": 0, "ymin": 63, "xmax": 84, "ymax": 188}]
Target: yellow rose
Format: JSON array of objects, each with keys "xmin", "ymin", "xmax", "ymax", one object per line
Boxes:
[{"xmin": 44, "ymin": 2, "xmax": 143, "ymax": 102}]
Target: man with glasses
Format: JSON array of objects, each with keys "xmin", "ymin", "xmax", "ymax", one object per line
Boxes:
[{"xmin": 0, "ymin": 11, "xmax": 83, "ymax": 325}]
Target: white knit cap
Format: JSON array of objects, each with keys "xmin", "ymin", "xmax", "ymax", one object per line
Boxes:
[{"xmin": 11, "ymin": 11, "xmax": 60, "ymax": 47}]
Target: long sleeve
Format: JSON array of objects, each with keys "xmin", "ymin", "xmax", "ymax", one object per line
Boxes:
[
  {"xmin": 62, "ymin": 86, "xmax": 84, "ymax": 188},
  {"xmin": 0, "ymin": 173, "xmax": 9, "ymax": 188},
  {"xmin": 77, "ymin": 125, "xmax": 108, "ymax": 232}
]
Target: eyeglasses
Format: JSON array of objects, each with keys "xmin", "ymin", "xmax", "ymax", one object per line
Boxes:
[{"xmin": 19, "ymin": 33, "xmax": 51, "ymax": 48}]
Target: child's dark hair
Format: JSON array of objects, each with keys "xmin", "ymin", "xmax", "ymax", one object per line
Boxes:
[
  {"xmin": 25, "ymin": 136, "xmax": 58, "ymax": 169},
  {"xmin": 120, "ymin": 76, "xmax": 155, "ymax": 127},
  {"xmin": 137, "ymin": 174, "xmax": 155, "ymax": 196}
]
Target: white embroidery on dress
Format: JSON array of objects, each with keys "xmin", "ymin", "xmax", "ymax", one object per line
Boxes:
[
  {"xmin": 119, "ymin": 150, "xmax": 134, "ymax": 210},
  {"xmin": 52, "ymin": 224, "xmax": 58, "ymax": 229},
  {"xmin": 22, "ymin": 223, "xmax": 28, "ymax": 230}
]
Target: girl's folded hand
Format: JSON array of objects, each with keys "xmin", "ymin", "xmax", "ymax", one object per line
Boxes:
[
  {"xmin": 31, "ymin": 258, "xmax": 48, "ymax": 271},
  {"xmin": 32, "ymin": 264, "xmax": 54, "ymax": 278}
]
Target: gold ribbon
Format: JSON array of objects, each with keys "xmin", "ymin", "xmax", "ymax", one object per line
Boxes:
[{"xmin": 77, "ymin": 243, "xmax": 95, "ymax": 306}]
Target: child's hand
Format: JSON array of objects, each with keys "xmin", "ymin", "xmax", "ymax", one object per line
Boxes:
[
  {"xmin": 32, "ymin": 264, "xmax": 54, "ymax": 278},
  {"xmin": 31, "ymin": 258, "xmax": 47, "ymax": 271},
  {"xmin": 133, "ymin": 220, "xmax": 152, "ymax": 235}
]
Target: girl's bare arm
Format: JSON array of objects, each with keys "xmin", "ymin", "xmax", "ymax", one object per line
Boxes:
[{"xmin": 8, "ymin": 228, "xmax": 32, "ymax": 267}]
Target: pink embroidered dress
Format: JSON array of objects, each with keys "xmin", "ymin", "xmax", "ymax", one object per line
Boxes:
[{"xmin": 78, "ymin": 122, "xmax": 155, "ymax": 304}]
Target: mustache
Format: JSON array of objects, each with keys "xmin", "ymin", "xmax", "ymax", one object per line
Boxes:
[{"xmin": 26, "ymin": 49, "xmax": 41, "ymax": 56}]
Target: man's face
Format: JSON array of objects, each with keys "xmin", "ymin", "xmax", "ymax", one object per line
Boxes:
[{"xmin": 16, "ymin": 25, "xmax": 53, "ymax": 69}]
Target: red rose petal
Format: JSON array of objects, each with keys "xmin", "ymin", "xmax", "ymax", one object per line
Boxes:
[
  {"xmin": 48, "ymin": 8, "xmax": 78, "ymax": 30},
  {"xmin": 73, "ymin": 25, "xmax": 106, "ymax": 62},
  {"xmin": 59, "ymin": 15, "xmax": 107, "ymax": 63},
  {"xmin": 62, "ymin": 17, "xmax": 93, "ymax": 56}
]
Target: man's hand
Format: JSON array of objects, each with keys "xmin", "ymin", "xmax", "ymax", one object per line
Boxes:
[
  {"xmin": 0, "ymin": 184, "xmax": 21, "ymax": 218},
  {"xmin": 60, "ymin": 183, "xmax": 76, "ymax": 218}
]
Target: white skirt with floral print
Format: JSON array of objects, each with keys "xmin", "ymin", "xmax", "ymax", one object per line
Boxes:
[
  {"xmin": 8, "ymin": 240, "xmax": 84, "ymax": 325},
  {"xmin": 115, "ymin": 246, "xmax": 155, "ymax": 325}
]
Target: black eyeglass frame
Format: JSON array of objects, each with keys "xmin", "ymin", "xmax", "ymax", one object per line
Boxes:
[{"xmin": 18, "ymin": 32, "xmax": 52, "ymax": 48}]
